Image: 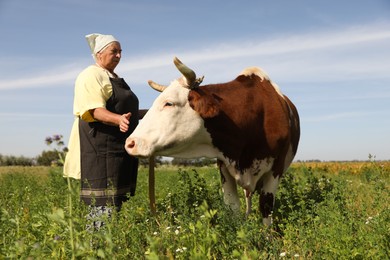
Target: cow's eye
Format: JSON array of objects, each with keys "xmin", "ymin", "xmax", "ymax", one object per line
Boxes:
[{"xmin": 164, "ymin": 102, "xmax": 174, "ymax": 107}]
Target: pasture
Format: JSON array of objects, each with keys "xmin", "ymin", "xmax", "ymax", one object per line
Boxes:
[{"xmin": 0, "ymin": 162, "xmax": 389, "ymax": 259}]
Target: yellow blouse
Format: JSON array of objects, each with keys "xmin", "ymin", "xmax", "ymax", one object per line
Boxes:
[{"xmin": 63, "ymin": 65, "xmax": 114, "ymax": 179}]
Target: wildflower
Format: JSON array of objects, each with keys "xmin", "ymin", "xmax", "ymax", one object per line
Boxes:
[
  {"xmin": 175, "ymin": 229, "xmax": 180, "ymax": 235},
  {"xmin": 365, "ymin": 216, "xmax": 373, "ymax": 224},
  {"xmin": 175, "ymin": 247, "xmax": 187, "ymax": 253},
  {"xmin": 45, "ymin": 137, "xmax": 53, "ymax": 145},
  {"xmin": 294, "ymin": 254, "xmax": 300, "ymax": 258},
  {"xmin": 166, "ymin": 226, "xmax": 171, "ymax": 230},
  {"xmin": 153, "ymin": 232, "xmax": 158, "ymax": 236},
  {"xmin": 53, "ymin": 134, "xmax": 63, "ymax": 141},
  {"xmin": 280, "ymin": 252, "xmax": 287, "ymax": 257}
]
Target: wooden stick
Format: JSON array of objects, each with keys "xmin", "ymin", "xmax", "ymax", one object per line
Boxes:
[{"xmin": 148, "ymin": 156, "xmax": 156, "ymax": 215}]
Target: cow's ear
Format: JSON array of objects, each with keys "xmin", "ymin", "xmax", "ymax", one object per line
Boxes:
[{"xmin": 188, "ymin": 89, "xmax": 220, "ymax": 118}]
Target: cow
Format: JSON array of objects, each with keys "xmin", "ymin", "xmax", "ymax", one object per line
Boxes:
[{"xmin": 125, "ymin": 57, "xmax": 300, "ymax": 225}]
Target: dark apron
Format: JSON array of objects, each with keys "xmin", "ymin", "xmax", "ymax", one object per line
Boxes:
[{"xmin": 79, "ymin": 77, "xmax": 139, "ymax": 207}]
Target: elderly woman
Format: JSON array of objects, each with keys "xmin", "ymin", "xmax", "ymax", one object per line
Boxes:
[{"xmin": 64, "ymin": 33, "xmax": 140, "ymax": 230}]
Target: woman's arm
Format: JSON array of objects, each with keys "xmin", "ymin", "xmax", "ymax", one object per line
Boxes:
[{"xmin": 91, "ymin": 107, "xmax": 131, "ymax": 133}]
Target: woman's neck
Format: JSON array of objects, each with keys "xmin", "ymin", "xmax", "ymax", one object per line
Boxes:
[{"xmin": 95, "ymin": 63, "xmax": 118, "ymax": 78}]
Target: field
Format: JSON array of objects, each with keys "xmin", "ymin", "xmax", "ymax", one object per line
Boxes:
[{"xmin": 0, "ymin": 161, "xmax": 389, "ymax": 259}]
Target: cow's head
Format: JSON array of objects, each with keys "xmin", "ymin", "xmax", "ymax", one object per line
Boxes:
[{"xmin": 125, "ymin": 57, "xmax": 220, "ymax": 158}]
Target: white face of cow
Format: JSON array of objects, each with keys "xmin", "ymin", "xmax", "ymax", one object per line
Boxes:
[{"xmin": 125, "ymin": 77, "xmax": 214, "ymax": 158}]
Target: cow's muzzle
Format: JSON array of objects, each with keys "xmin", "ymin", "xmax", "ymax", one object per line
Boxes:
[{"xmin": 125, "ymin": 137, "xmax": 150, "ymax": 158}]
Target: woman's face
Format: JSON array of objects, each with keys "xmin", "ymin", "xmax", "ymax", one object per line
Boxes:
[{"xmin": 96, "ymin": 42, "xmax": 122, "ymax": 72}]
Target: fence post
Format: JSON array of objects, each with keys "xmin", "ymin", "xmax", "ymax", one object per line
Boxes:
[{"xmin": 148, "ymin": 156, "xmax": 156, "ymax": 215}]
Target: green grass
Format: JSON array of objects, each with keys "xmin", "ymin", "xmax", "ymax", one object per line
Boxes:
[{"xmin": 0, "ymin": 163, "xmax": 389, "ymax": 259}]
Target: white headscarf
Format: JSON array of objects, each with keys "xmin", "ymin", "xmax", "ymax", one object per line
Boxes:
[{"xmin": 85, "ymin": 33, "xmax": 118, "ymax": 61}]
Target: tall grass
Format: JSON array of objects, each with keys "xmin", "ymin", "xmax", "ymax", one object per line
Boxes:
[{"xmin": 0, "ymin": 162, "xmax": 389, "ymax": 259}]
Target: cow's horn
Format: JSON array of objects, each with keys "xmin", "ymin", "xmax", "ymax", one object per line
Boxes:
[
  {"xmin": 173, "ymin": 57, "xmax": 196, "ymax": 88},
  {"xmin": 148, "ymin": 80, "xmax": 167, "ymax": 92}
]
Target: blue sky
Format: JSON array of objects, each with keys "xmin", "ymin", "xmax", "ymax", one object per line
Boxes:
[{"xmin": 0, "ymin": 0, "xmax": 389, "ymax": 161}]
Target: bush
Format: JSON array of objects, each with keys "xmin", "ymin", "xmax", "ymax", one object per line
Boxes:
[
  {"xmin": 0, "ymin": 154, "xmax": 35, "ymax": 166},
  {"xmin": 171, "ymin": 157, "xmax": 217, "ymax": 167},
  {"xmin": 36, "ymin": 150, "xmax": 63, "ymax": 166}
]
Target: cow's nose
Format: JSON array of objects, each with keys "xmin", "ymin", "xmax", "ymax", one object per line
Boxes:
[{"xmin": 126, "ymin": 139, "xmax": 135, "ymax": 149}]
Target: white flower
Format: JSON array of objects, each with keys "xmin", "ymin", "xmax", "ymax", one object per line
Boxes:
[
  {"xmin": 294, "ymin": 254, "xmax": 300, "ymax": 257},
  {"xmin": 365, "ymin": 216, "xmax": 373, "ymax": 224},
  {"xmin": 175, "ymin": 247, "xmax": 187, "ymax": 253},
  {"xmin": 175, "ymin": 229, "xmax": 180, "ymax": 235},
  {"xmin": 280, "ymin": 252, "xmax": 287, "ymax": 257},
  {"xmin": 153, "ymin": 232, "xmax": 158, "ymax": 236}
]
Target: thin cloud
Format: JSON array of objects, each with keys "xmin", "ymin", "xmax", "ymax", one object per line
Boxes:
[
  {"xmin": 0, "ymin": 22, "xmax": 389, "ymax": 90},
  {"xmin": 0, "ymin": 112, "xmax": 70, "ymax": 118},
  {"xmin": 0, "ymin": 66, "xmax": 82, "ymax": 90},
  {"xmin": 177, "ymin": 22, "xmax": 390, "ymax": 63}
]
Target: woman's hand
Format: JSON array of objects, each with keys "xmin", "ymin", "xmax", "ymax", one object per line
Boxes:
[
  {"xmin": 119, "ymin": 112, "xmax": 131, "ymax": 132},
  {"xmin": 91, "ymin": 108, "xmax": 131, "ymax": 132}
]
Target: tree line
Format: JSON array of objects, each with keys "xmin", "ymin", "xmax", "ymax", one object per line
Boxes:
[
  {"xmin": 0, "ymin": 153, "xmax": 217, "ymax": 167},
  {"xmin": 0, "ymin": 134, "xmax": 217, "ymax": 167}
]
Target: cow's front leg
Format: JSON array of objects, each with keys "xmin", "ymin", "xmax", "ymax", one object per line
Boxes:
[
  {"xmin": 258, "ymin": 171, "xmax": 281, "ymax": 225},
  {"xmin": 244, "ymin": 189, "xmax": 252, "ymax": 218},
  {"xmin": 218, "ymin": 161, "xmax": 240, "ymax": 213}
]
